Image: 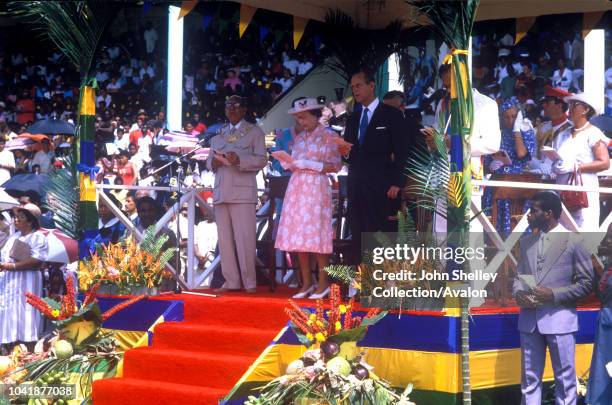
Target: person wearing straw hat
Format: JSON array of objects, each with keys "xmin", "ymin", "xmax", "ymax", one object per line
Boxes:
[
  {"xmin": 0, "ymin": 203, "xmax": 48, "ymax": 352},
  {"xmin": 552, "ymin": 93, "xmax": 610, "ymax": 231},
  {"xmin": 274, "ymin": 97, "xmax": 343, "ymax": 299}
]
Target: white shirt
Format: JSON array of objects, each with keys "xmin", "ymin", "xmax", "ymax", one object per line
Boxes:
[
  {"xmin": 96, "ymin": 94, "xmax": 111, "ymax": 108},
  {"xmin": 137, "ymin": 136, "xmax": 152, "ymax": 162},
  {"xmin": 276, "ymin": 77, "xmax": 293, "ymax": 92},
  {"xmin": 114, "ymin": 135, "xmax": 129, "ymax": 151},
  {"xmin": 297, "ymin": 61, "xmax": 313, "ymax": 75},
  {"xmin": 144, "ymin": 28, "xmax": 158, "ymax": 53},
  {"xmin": 140, "ymin": 66, "xmax": 155, "ymax": 80},
  {"xmin": 0, "ymin": 149, "xmax": 15, "ymax": 185},
  {"xmin": 552, "ymin": 68, "xmax": 573, "ymax": 91},
  {"xmin": 107, "ymin": 81, "xmax": 122, "ymax": 91},
  {"xmin": 32, "ymin": 150, "xmax": 54, "ymax": 174},
  {"xmin": 283, "ymin": 59, "xmax": 299, "ymax": 75}
]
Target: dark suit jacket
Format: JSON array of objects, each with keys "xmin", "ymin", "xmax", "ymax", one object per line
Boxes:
[{"xmin": 344, "ymin": 102, "xmax": 414, "ymax": 199}]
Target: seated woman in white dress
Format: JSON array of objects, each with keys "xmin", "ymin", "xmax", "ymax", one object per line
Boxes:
[
  {"xmin": 0, "ymin": 203, "xmax": 48, "ymax": 352},
  {"xmin": 274, "ymin": 97, "xmax": 343, "ymax": 299},
  {"xmin": 553, "ymin": 93, "xmax": 610, "ymax": 231}
]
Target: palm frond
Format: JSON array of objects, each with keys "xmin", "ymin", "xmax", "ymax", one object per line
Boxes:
[
  {"xmin": 396, "ymin": 209, "xmax": 417, "ymax": 246},
  {"xmin": 448, "ymin": 172, "xmax": 465, "ymax": 208},
  {"xmin": 43, "ymin": 156, "xmax": 78, "ymax": 239},
  {"xmin": 140, "ymin": 226, "xmax": 174, "ymax": 268},
  {"xmin": 323, "ymin": 265, "xmax": 356, "ymax": 286},
  {"xmin": 404, "ymin": 1, "xmax": 480, "ymax": 50},
  {"xmin": 321, "ymin": 10, "xmax": 409, "ymax": 82},
  {"xmin": 9, "ymin": 1, "xmax": 118, "ymax": 81}
]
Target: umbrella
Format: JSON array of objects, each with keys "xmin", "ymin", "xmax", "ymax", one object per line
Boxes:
[
  {"xmin": 592, "ymin": 115, "xmax": 612, "ymax": 136},
  {"xmin": 1, "ymin": 174, "xmax": 50, "ymax": 196},
  {"xmin": 5, "ymin": 137, "xmax": 36, "ymax": 151},
  {"xmin": 0, "ymin": 188, "xmax": 20, "ymax": 210},
  {"xmin": 18, "ymin": 133, "xmax": 50, "ymax": 143},
  {"xmin": 26, "ymin": 118, "xmax": 75, "ymax": 136},
  {"xmin": 39, "ymin": 228, "xmax": 78, "ymax": 264}
]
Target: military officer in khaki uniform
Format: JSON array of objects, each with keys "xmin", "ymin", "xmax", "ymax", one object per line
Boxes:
[{"xmin": 206, "ymin": 95, "xmax": 267, "ymax": 293}]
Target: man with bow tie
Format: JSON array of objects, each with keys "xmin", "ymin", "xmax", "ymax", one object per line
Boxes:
[
  {"xmin": 206, "ymin": 95, "xmax": 267, "ymax": 293},
  {"xmin": 513, "ymin": 191, "xmax": 594, "ymax": 405}
]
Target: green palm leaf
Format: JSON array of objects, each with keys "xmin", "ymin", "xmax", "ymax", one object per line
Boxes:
[
  {"xmin": 43, "ymin": 155, "xmax": 78, "ymax": 239},
  {"xmin": 405, "ymin": 143, "xmax": 450, "ymax": 217},
  {"xmin": 321, "ymin": 10, "xmax": 408, "ymax": 82},
  {"xmin": 9, "ymin": 1, "xmax": 118, "ymax": 81}
]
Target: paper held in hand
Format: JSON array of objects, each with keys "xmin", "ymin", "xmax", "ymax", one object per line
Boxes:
[
  {"xmin": 540, "ymin": 146, "xmax": 561, "ymax": 161},
  {"xmin": 10, "ymin": 239, "xmax": 32, "ymax": 262},
  {"xmin": 271, "ymin": 150, "xmax": 294, "ymax": 165},
  {"xmin": 330, "ymin": 137, "xmax": 353, "ymax": 148},
  {"xmin": 213, "ymin": 150, "xmax": 231, "ymax": 166},
  {"xmin": 491, "ymin": 150, "xmax": 512, "ymax": 166}
]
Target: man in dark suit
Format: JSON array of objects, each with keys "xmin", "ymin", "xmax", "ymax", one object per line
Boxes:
[
  {"xmin": 341, "ymin": 68, "xmax": 415, "ymax": 264},
  {"xmin": 513, "ymin": 191, "xmax": 593, "ymax": 405}
]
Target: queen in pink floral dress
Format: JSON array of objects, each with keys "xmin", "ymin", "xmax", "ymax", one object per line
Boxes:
[{"xmin": 275, "ymin": 98, "xmax": 343, "ymax": 298}]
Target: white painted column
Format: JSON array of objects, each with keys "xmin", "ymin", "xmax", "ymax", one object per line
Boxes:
[
  {"xmin": 584, "ymin": 29, "xmax": 605, "ymax": 114},
  {"xmin": 387, "ymin": 53, "xmax": 402, "ymax": 92},
  {"xmin": 167, "ymin": 5, "xmax": 184, "ymax": 131}
]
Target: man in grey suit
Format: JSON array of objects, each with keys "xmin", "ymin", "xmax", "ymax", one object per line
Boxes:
[
  {"xmin": 513, "ymin": 191, "xmax": 594, "ymax": 405},
  {"xmin": 206, "ymin": 95, "xmax": 267, "ymax": 293}
]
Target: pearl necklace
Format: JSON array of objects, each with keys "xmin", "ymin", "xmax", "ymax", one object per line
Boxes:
[{"xmin": 572, "ymin": 122, "xmax": 590, "ymax": 133}]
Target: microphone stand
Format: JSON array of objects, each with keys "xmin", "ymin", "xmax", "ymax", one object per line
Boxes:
[{"xmin": 151, "ymin": 138, "xmax": 207, "ymax": 294}]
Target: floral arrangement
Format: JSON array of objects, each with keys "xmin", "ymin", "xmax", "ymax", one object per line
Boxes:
[
  {"xmin": 247, "ymin": 284, "xmax": 415, "ymax": 405},
  {"xmin": 79, "ymin": 226, "xmax": 174, "ymax": 293},
  {"xmin": 1, "ymin": 279, "xmax": 146, "ymax": 403},
  {"xmin": 285, "ymin": 284, "xmax": 384, "ymax": 346}
]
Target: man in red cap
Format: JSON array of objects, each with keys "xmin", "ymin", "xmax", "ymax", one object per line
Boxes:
[{"xmin": 528, "ymin": 86, "xmax": 573, "ymax": 174}]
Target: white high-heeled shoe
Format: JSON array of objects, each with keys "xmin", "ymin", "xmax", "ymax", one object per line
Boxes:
[
  {"xmin": 308, "ymin": 286, "xmax": 330, "ymax": 299},
  {"xmin": 292, "ymin": 285, "xmax": 316, "ymax": 299}
]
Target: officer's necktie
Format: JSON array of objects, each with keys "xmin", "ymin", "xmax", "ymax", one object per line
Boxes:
[{"xmin": 358, "ymin": 107, "xmax": 369, "ymax": 146}]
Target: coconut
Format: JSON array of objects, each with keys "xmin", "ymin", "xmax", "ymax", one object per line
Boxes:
[
  {"xmin": 53, "ymin": 340, "xmax": 74, "ymax": 359},
  {"xmin": 326, "ymin": 356, "xmax": 351, "ymax": 376},
  {"xmin": 0, "ymin": 356, "xmax": 12, "ymax": 375},
  {"xmin": 61, "ymin": 320, "xmax": 97, "ymax": 345},
  {"xmin": 286, "ymin": 359, "xmax": 304, "ymax": 375}
]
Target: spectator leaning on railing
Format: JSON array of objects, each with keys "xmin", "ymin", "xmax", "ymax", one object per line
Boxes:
[{"xmin": 552, "ymin": 93, "xmax": 610, "ymax": 231}]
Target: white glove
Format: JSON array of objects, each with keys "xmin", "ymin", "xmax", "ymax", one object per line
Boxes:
[
  {"xmin": 513, "ymin": 109, "xmax": 534, "ymax": 133},
  {"xmin": 489, "ymin": 160, "xmax": 504, "ymax": 172},
  {"xmin": 552, "ymin": 160, "xmax": 574, "ymax": 175},
  {"xmin": 292, "ymin": 159, "xmax": 324, "ymax": 172}
]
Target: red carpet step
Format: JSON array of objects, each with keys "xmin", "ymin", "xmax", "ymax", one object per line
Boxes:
[{"xmin": 92, "ymin": 288, "xmax": 294, "ymax": 405}]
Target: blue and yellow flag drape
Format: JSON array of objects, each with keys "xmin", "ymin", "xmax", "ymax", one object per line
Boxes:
[{"xmin": 77, "ymin": 84, "xmax": 98, "ymax": 258}]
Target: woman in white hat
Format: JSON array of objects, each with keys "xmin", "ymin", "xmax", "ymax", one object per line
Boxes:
[
  {"xmin": 275, "ymin": 97, "xmax": 343, "ymax": 298},
  {"xmin": 0, "ymin": 204, "xmax": 48, "ymax": 352},
  {"xmin": 552, "ymin": 93, "xmax": 610, "ymax": 230}
]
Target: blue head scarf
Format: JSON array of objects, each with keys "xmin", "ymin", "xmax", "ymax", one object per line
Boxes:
[{"xmin": 500, "ymin": 96, "xmax": 520, "ymax": 113}]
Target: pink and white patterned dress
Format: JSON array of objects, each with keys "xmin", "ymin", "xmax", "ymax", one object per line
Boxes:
[{"xmin": 275, "ymin": 125, "xmax": 342, "ymax": 254}]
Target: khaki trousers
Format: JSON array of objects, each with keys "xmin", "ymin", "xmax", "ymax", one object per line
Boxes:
[{"xmin": 214, "ymin": 203, "xmax": 257, "ymax": 289}]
